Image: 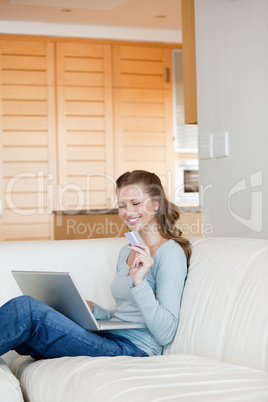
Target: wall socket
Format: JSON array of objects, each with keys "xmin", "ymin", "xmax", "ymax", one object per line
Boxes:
[
  {"xmin": 200, "ymin": 132, "xmax": 229, "ymax": 159},
  {"xmin": 214, "ymin": 132, "xmax": 229, "ymax": 158}
]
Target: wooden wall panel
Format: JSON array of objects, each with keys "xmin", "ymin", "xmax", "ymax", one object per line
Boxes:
[
  {"xmin": 113, "ymin": 45, "xmax": 174, "ymax": 189},
  {"xmin": 181, "ymin": 0, "xmax": 198, "ymax": 124},
  {"xmin": 56, "ymin": 42, "xmax": 114, "ymax": 211},
  {"xmin": 0, "ymin": 49, "xmax": 3, "ymax": 242},
  {"xmin": 0, "ymin": 39, "xmax": 57, "ymax": 241}
]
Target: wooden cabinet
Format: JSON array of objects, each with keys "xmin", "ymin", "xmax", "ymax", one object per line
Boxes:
[
  {"xmin": 54, "ymin": 210, "xmax": 126, "ymax": 240},
  {"xmin": 113, "ymin": 45, "xmax": 174, "ymax": 185},
  {"xmin": 0, "ymin": 35, "xmax": 184, "ymax": 241},
  {"xmin": 0, "ymin": 39, "xmax": 57, "ymax": 241},
  {"xmin": 53, "ymin": 210, "xmax": 202, "ymax": 240},
  {"xmin": 56, "ymin": 42, "xmax": 114, "ymax": 210}
]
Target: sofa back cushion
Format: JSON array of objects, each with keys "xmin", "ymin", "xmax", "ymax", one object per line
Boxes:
[
  {"xmin": 164, "ymin": 237, "xmax": 268, "ymax": 372},
  {"xmin": 0, "ymin": 238, "xmax": 127, "ymax": 309}
]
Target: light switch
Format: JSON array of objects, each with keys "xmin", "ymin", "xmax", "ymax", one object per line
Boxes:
[
  {"xmin": 214, "ymin": 132, "xmax": 229, "ymax": 158},
  {"xmin": 200, "ymin": 134, "xmax": 213, "ymax": 159}
]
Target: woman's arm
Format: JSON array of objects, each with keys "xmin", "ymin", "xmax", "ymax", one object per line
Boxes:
[{"xmin": 130, "ymin": 243, "xmax": 187, "ymax": 346}]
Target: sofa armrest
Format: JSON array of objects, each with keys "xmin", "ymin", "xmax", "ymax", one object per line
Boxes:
[{"xmin": 0, "ymin": 357, "xmax": 24, "ymax": 402}]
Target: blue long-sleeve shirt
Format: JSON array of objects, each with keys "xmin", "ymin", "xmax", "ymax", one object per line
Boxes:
[{"xmin": 93, "ymin": 239, "xmax": 187, "ymax": 356}]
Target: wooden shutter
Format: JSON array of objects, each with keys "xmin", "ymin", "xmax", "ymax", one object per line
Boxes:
[
  {"xmin": 0, "ymin": 39, "xmax": 57, "ymax": 241},
  {"xmin": 113, "ymin": 44, "xmax": 174, "ymax": 185},
  {"xmin": 56, "ymin": 42, "xmax": 114, "ymax": 210}
]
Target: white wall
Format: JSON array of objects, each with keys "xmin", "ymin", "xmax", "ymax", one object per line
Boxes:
[{"xmin": 195, "ymin": 0, "xmax": 268, "ymax": 239}]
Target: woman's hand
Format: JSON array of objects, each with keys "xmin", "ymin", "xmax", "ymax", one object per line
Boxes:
[
  {"xmin": 86, "ymin": 300, "xmax": 94, "ymax": 313},
  {"xmin": 128, "ymin": 244, "xmax": 154, "ymax": 287}
]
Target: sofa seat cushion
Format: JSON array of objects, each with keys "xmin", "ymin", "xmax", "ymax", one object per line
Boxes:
[
  {"xmin": 11, "ymin": 354, "xmax": 268, "ymax": 402},
  {"xmin": 0, "ymin": 358, "xmax": 24, "ymax": 402}
]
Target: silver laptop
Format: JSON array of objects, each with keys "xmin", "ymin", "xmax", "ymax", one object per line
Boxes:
[{"xmin": 12, "ymin": 271, "xmax": 146, "ymax": 331}]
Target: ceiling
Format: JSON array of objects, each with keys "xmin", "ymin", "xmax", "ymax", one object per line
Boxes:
[{"xmin": 0, "ymin": 0, "xmax": 182, "ymax": 31}]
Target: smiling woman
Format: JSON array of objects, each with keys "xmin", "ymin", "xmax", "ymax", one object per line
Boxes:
[
  {"xmin": 0, "ymin": 169, "xmax": 190, "ymax": 360},
  {"xmin": 116, "ymin": 170, "xmax": 192, "ymax": 266},
  {"xmin": 117, "ymin": 185, "xmax": 159, "ymax": 231}
]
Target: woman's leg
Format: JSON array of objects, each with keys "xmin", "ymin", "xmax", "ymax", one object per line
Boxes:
[{"xmin": 0, "ymin": 296, "xmax": 147, "ymax": 359}]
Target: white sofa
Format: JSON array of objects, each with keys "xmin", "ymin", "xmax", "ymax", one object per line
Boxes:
[{"xmin": 1, "ymin": 236, "xmax": 268, "ymax": 402}]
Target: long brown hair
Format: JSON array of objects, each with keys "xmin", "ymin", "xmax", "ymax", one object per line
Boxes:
[{"xmin": 116, "ymin": 170, "xmax": 192, "ymax": 267}]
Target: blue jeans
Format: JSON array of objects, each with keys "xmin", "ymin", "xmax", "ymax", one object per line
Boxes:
[{"xmin": 0, "ymin": 296, "xmax": 148, "ymax": 360}]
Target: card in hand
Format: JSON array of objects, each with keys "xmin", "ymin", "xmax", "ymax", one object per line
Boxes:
[{"xmin": 125, "ymin": 231, "xmax": 145, "ymax": 247}]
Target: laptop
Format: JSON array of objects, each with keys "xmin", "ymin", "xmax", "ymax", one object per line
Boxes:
[{"xmin": 12, "ymin": 270, "xmax": 146, "ymax": 331}]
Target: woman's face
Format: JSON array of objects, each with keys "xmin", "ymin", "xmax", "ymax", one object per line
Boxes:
[{"xmin": 117, "ymin": 184, "xmax": 159, "ymax": 233}]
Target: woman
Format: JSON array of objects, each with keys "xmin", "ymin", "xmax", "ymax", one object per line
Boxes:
[{"xmin": 0, "ymin": 170, "xmax": 191, "ymax": 359}]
